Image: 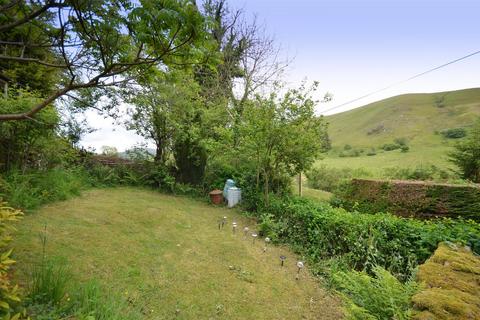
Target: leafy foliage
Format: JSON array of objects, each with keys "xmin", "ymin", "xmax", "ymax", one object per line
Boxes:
[
  {"xmin": 333, "ymin": 266, "xmax": 419, "ymax": 320},
  {"xmin": 0, "ymin": 201, "xmax": 24, "ymax": 319},
  {"xmin": 383, "ymin": 164, "xmax": 453, "ymax": 181},
  {"xmin": 306, "ymin": 165, "xmax": 370, "ymax": 193},
  {"xmin": 0, "ymin": 91, "xmax": 68, "ymax": 172},
  {"xmin": 236, "ymin": 82, "xmax": 330, "ymax": 204},
  {"xmin": 0, "ymin": 0, "xmax": 211, "ymax": 120},
  {"xmin": 449, "ymin": 118, "xmax": 480, "ymax": 182},
  {"xmin": 440, "ymin": 127, "xmax": 467, "ymax": 139},
  {"xmin": 381, "ymin": 143, "xmax": 401, "ymax": 151},
  {"xmin": 0, "ymin": 168, "xmax": 89, "ymax": 211},
  {"xmin": 255, "ymin": 195, "xmax": 480, "ymax": 281}
]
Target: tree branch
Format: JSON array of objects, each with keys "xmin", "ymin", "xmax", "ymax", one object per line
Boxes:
[
  {"xmin": 0, "ymin": 0, "xmax": 65, "ymax": 33},
  {"xmin": 0, "ymin": 55, "xmax": 68, "ymax": 68}
]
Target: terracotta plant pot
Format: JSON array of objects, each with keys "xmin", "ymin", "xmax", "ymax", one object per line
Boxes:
[{"xmin": 209, "ymin": 189, "xmax": 223, "ymax": 205}]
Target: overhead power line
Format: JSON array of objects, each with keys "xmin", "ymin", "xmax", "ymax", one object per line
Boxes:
[{"xmin": 322, "ymin": 49, "xmax": 480, "ymax": 114}]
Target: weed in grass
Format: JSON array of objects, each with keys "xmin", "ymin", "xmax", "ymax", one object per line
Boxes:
[
  {"xmin": 27, "ymin": 226, "xmax": 69, "ymax": 305},
  {"xmin": 27, "ymin": 257, "xmax": 70, "ymax": 305}
]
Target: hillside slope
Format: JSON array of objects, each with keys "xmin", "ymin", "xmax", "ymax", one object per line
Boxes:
[
  {"xmin": 319, "ymin": 88, "xmax": 480, "ymax": 174},
  {"xmin": 327, "ymin": 87, "xmax": 480, "ymax": 149}
]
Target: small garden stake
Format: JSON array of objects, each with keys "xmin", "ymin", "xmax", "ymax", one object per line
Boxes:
[
  {"xmin": 296, "ymin": 261, "xmax": 304, "ymax": 280},
  {"xmin": 232, "ymin": 222, "xmax": 237, "ymax": 234},
  {"xmin": 221, "ymin": 216, "xmax": 226, "ymax": 229},
  {"xmin": 263, "ymin": 237, "xmax": 270, "ymax": 252},
  {"xmin": 243, "ymin": 227, "xmax": 249, "ymax": 238},
  {"xmin": 280, "ymin": 255, "xmax": 286, "ymax": 267},
  {"xmin": 252, "ymin": 233, "xmax": 258, "ymax": 244}
]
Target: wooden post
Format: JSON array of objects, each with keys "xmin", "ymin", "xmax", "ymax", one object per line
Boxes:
[{"xmin": 298, "ymin": 172, "xmax": 303, "ymax": 197}]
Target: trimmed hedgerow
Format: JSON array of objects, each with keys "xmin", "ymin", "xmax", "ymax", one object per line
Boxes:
[
  {"xmin": 337, "ymin": 179, "xmax": 480, "ymax": 220},
  {"xmin": 256, "ymin": 196, "xmax": 480, "ymax": 281}
]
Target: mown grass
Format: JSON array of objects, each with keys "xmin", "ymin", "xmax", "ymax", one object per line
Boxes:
[{"xmin": 12, "ymin": 188, "xmax": 342, "ymax": 319}]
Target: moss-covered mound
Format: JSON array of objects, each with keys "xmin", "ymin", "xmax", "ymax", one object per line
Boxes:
[{"xmin": 412, "ymin": 242, "xmax": 480, "ymax": 319}]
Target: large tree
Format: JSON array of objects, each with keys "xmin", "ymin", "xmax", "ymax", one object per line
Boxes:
[
  {"xmin": 0, "ymin": 0, "xmax": 209, "ymax": 121},
  {"xmin": 237, "ymin": 82, "xmax": 330, "ymax": 204},
  {"xmin": 199, "ymin": 0, "xmax": 288, "ymax": 133}
]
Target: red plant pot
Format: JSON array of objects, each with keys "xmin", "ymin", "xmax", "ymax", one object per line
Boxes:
[{"xmin": 209, "ymin": 189, "xmax": 223, "ymax": 205}]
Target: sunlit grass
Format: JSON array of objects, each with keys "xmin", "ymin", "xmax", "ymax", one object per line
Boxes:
[
  {"xmin": 318, "ymin": 144, "xmax": 453, "ymax": 177},
  {"xmin": 12, "ymin": 188, "xmax": 342, "ymax": 319}
]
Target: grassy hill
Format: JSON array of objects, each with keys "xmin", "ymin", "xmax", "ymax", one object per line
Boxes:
[{"xmin": 319, "ymin": 88, "xmax": 480, "ymax": 175}]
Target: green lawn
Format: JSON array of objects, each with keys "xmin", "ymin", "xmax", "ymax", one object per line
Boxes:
[{"xmin": 12, "ymin": 188, "xmax": 342, "ymax": 319}]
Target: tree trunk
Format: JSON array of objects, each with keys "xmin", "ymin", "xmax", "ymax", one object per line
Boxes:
[
  {"xmin": 154, "ymin": 144, "xmax": 164, "ymax": 164},
  {"xmin": 298, "ymin": 172, "xmax": 303, "ymax": 196},
  {"xmin": 264, "ymin": 174, "xmax": 269, "ymax": 206}
]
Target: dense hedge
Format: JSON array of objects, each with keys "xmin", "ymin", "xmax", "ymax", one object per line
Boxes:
[
  {"xmin": 337, "ymin": 179, "xmax": 480, "ymax": 220},
  {"xmin": 257, "ymin": 196, "xmax": 480, "ymax": 280}
]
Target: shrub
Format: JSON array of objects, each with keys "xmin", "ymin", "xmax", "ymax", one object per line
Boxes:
[
  {"xmin": 333, "ymin": 266, "xmax": 419, "ymax": 320},
  {"xmin": 1, "ymin": 168, "xmax": 90, "ymax": 210},
  {"xmin": 344, "ymin": 144, "xmax": 352, "ymax": 150},
  {"xmin": 0, "ymin": 201, "xmax": 24, "ymax": 319},
  {"xmin": 400, "ymin": 145, "xmax": 410, "ymax": 153},
  {"xmin": 381, "ymin": 143, "xmax": 400, "ymax": 151},
  {"xmin": 383, "ymin": 165, "xmax": 453, "ymax": 181},
  {"xmin": 256, "ymin": 195, "xmax": 480, "ymax": 280},
  {"xmin": 434, "ymin": 95, "xmax": 446, "ymax": 108},
  {"xmin": 338, "ymin": 149, "xmax": 361, "ymax": 157},
  {"xmin": 306, "ymin": 166, "xmax": 350, "ymax": 192},
  {"xmin": 366, "ymin": 148, "xmax": 377, "ymax": 156},
  {"xmin": 306, "ymin": 166, "xmax": 371, "ymax": 193},
  {"xmin": 203, "ymin": 161, "xmax": 243, "ymax": 192},
  {"xmin": 449, "ymin": 119, "xmax": 480, "ymax": 182},
  {"xmin": 440, "ymin": 128, "xmax": 467, "ymax": 139}
]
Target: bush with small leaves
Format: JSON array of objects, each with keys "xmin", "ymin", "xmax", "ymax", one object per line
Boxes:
[
  {"xmin": 440, "ymin": 128, "xmax": 467, "ymax": 139},
  {"xmin": 0, "ymin": 201, "xmax": 25, "ymax": 319}
]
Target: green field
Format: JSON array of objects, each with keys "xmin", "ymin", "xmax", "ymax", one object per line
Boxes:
[
  {"xmin": 318, "ymin": 145, "xmax": 452, "ymax": 176},
  {"xmin": 12, "ymin": 188, "xmax": 342, "ymax": 319},
  {"xmin": 320, "ymin": 87, "xmax": 480, "ymax": 175}
]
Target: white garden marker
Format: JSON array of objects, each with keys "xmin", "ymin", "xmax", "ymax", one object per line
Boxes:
[
  {"xmin": 221, "ymin": 216, "xmax": 227, "ymax": 229},
  {"xmin": 232, "ymin": 222, "xmax": 237, "ymax": 234},
  {"xmin": 243, "ymin": 227, "xmax": 249, "ymax": 238},
  {"xmin": 296, "ymin": 261, "xmax": 304, "ymax": 280},
  {"xmin": 263, "ymin": 237, "xmax": 271, "ymax": 252},
  {"xmin": 252, "ymin": 233, "xmax": 258, "ymax": 244}
]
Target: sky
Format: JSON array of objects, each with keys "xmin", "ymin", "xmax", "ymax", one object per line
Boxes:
[{"xmin": 80, "ymin": 0, "xmax": 480, "ymax": 152}]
